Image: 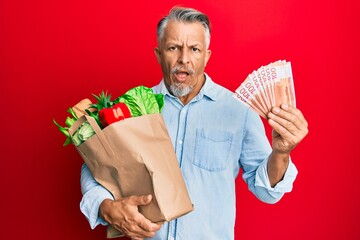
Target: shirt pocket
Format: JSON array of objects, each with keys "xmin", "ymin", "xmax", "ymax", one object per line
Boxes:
[{"xmin": 192, "ymin": 129, "xmax": 233, "ymax": 172}]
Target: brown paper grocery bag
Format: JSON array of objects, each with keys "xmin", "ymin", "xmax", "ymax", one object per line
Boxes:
[{"xmin": 69, "ymin": 114, "xmax": 193, "ymax": 238}]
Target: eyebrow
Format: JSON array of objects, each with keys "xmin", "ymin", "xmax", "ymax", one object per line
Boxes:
[{"xmin": 165, "ymin": 41, "xmax": 203, "ymax": 47}]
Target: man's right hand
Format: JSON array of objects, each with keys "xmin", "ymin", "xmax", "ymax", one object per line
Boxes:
[{"xmin": 99, "ymin": 194, "xmax": 162, "ymax": 240}]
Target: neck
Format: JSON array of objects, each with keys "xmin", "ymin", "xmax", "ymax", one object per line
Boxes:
[{"xmin": 178, "ymin": 94, "xmax": 194, "ymax": 105}]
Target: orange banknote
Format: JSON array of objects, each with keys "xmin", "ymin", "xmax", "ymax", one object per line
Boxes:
[{"xmin": 234, "ymin": 60, "xmax": 296, "ymax": 118}]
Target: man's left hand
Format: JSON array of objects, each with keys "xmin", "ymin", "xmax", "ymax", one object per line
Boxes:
[{"xmin": 268, "ymin": 103, "xmax": 308, "ymax": 154}]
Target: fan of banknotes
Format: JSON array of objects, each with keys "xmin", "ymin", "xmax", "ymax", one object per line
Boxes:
[{"xmin": 233, "ymin": 60, "xmax": 296, "ymax": 119}]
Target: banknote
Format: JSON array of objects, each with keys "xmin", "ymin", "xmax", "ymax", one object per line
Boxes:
[
  {"xmin": 235, "ymin": 74, "xmax": 267, "ymax": 118},
  {"xmin": 234, "ymin": 60, "xmax": 296, "ymax": 118},
  {"xmin": 271, "ymin": 61, "xmax": 296, "ymax": 107}
]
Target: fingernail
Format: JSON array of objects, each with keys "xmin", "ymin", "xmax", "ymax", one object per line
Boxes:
[
  {"xmin": 273, "ymin": 107, "xmax": 280, "ymax": 114},
  {"xmin": 282, "ymin": 103, "xmax": 289, "ymax": 110},
  {"xmin": 146, "ymin": 194, "xmax": 152, "ymax": 201},
  {"xmin": 268, "ymin": 112, "xmax": 275, "ymax": 119}
]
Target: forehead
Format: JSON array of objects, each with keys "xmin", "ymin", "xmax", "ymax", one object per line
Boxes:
[{"xmin": 163, "ymin": 20, "xmax": 206, "ymax": 44}]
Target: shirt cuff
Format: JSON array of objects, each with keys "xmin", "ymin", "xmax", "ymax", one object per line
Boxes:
[
  {"xmin": 80, "ymin": 186, "xmax": 114, "ymax": 229},
  {"xmin": 254, "ymin": 157, "xmax": 298, "ymax": 200}
]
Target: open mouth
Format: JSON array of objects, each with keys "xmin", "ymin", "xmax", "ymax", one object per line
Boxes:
[{"xmin": 175, "ymin": 71, "xmax": 190, "ymax": 81}]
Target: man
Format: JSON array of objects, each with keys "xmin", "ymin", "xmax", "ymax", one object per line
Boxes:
[{"xmin": 80, "ymin": 6, "xmax": 308, "ymax": 240}]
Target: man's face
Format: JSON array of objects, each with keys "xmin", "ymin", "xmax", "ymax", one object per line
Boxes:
[{"xmin": 155, "ymin": 20, "xmax": 211, "ymax": 99}]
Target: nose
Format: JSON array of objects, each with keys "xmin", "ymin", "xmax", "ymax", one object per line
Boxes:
[{"xmin": 178, "ymin": 49, "xmax": 190, "ymax": 64}]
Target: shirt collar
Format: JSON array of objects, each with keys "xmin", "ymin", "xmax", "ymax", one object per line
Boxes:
[{"xmin": 157, "ymin": 73, "xmax": 218, "ymax": 101}]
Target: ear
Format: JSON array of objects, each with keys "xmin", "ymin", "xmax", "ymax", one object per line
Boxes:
[
  {"xmin": 154, "ymin": 47, "xmax": 161, "ymax": 64},
  {"xmin": 204, "ymin": 49, "xmax": 212, "ymax": 67}
]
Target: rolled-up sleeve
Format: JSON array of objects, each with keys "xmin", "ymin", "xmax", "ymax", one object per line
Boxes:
[
  {"xmin": 254, "ymin": 157, "xmax": 298, "ymax": 203},
  {"xmin": 80, "ymin": 163, "xmax": 114, "ymax": 229},
  {"xmin": 240, "ymin": 109, "xmax": 298, "ymax": 204}
]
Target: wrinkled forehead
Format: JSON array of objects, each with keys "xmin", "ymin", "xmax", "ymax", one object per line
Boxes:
[{"xmin": 162, "ymin": 20, "xmax": 207, "ymax": 44}]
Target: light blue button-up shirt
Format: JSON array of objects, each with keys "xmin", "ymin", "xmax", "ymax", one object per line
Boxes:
[{"xmin": 80, "ymin": 74, "xmax": 297, "ymax": 239}]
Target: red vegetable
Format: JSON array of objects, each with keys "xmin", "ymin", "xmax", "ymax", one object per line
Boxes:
[
  {"xmin": 99, "ymin": 103, "xmax": 131, "ymax": 127},
  {"xmin": 90, "ymin": 91, "xmax": 132, "ymax": 128}
]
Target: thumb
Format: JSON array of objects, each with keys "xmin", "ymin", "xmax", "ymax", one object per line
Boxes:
[{"xmin": 130, "ymin": 194, "xmax": 152, "ymax": 206}]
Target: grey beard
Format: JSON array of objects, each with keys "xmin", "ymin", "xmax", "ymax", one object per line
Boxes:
[
  {"xmin": 169, "ymin": 66, "xmax": 195, "ymax": 97},
  {"xmin": 170, "ymin": 84, "xmax": 193, "ymax": 97}
]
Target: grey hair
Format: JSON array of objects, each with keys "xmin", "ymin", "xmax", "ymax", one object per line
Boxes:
[{"xmin": 157, "ymin": 6, "xmax": 211, "ymax": 49}]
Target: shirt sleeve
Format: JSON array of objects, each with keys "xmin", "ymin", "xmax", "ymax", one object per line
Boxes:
[
  {"xmin": 80, "ymin": 163, "xmax": 114, "ymax": 229},
  {"xmin": 254, "ymin": 156, "xmax": 298, "ymax": 203},
  {"xmin": 239, "ymin": 109, "xmax": 298, "ymax": 204}
]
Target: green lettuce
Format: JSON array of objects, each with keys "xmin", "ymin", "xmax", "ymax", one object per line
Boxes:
[{"xmin": 114, "ymin": 86, "xmax": 164, "ymax": 117}]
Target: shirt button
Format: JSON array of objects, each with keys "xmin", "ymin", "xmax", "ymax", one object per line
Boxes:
[
  {"xmin": 168, "ymin": 237, "xmax": 174, "ymax": 240},
  {"xmin": 178, "ymin": 140, "xmax": 183, "ymax": 145}
]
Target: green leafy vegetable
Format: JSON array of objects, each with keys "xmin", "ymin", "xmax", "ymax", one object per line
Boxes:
[
  {"xmin": 72, "ymin": 122, "xmax": 96, "ymax": 146},
  {"xmin": 53, "ymin": 107, "xmax": 79, "ymax": 146},
  {"xmin": 114, "ymin": 86, "xmax": 164, "ymax": 117},
  {"xmin": 54, "ymin": 86, "xmax": 164, "ymax": 147}
]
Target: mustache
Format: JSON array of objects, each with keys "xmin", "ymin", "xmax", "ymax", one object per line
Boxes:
[{"xmin": 171, "ymin": 66, "xmax": 195, "ymax": 75}]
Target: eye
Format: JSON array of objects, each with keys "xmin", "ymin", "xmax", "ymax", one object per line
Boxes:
[
  {"xmin": 192, "ymin": 47, "xmax": 200, "ymax": 52},
  {"xmin": 168, "ymin": 46, "xmax": 178, "ymax": 51}
]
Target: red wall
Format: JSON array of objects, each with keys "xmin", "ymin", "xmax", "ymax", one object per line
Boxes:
[{"xmin": 1, "ymin": 0, "xmax": 359, "ymax": 239}]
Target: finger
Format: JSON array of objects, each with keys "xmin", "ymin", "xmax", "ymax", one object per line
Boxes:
[
  {"xmin": 138, "ymin": 218, "xmax": 162, "ymax": 232},
  {"xmin": 280, "ymin": 104, "xmax": 309, "ymax": 134},
  {"xmin": 131, "ymin": 225, "xmax": 157, "ymax": 239},
  {"xmin": 118, "ymin": 222, "xmax": 157, "ymax": 239},
  {"xmin": 280, "ymin": 104, "xmax": 308, "ymax": 128},
  {"xmin": 268, "ymin": 111, "xmax": 298, "ymax": 136},
  {"xmin": 268, "ymin": 110, "xmax": 308, "ymax": 150},
  {"xmin": 268, "ymin": 118, "xmax": 293, "ymax": 138},
  {"xmin": 128, "ymin": 194, "xmax": 152, "ymax": 206},
  {"xmin": 269, "ymin": 105, "xmax": 307, "ymax": 132},
  {"xmin": 125, "ymin": 208, "xmax": 161, "ymax": 236}
]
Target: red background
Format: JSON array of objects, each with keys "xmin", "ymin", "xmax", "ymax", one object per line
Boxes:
[{"xmin": 1, "ymin": 0, "xmax": 359, "ymax": 239}]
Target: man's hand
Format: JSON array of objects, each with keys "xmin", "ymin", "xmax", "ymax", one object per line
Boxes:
[
  {"xmin": 268, "ymin": 103, "xmax": 308, "ymax": 154},
  {"xmin": 267, "ymin": 103, "xmax": 308, "ymax": 186},
  {"xmin": 99, "ymin": 194, "xmax": 162, "ymax": 240}
]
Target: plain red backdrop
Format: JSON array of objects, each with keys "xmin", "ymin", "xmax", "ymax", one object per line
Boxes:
[{"xmin": 1, "ymin": 0, "xmax": 359, "ymax": 239}]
